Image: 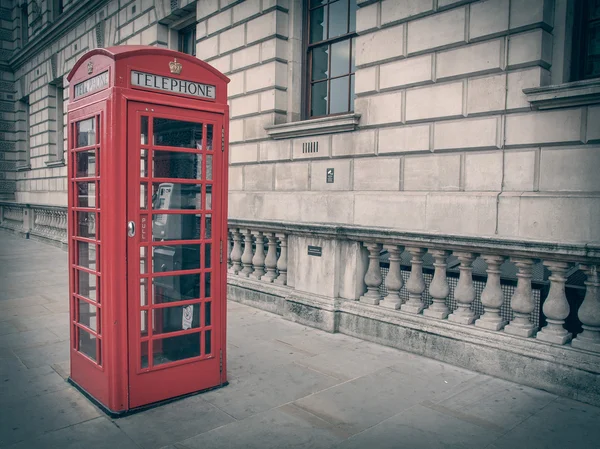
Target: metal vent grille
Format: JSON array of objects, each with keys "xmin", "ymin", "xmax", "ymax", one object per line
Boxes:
[
  {"xmin": 95, "ymin": 21, "xmax": 105, "ymax": 48},
  {"xmin": 302, "ymin": 141, "xmax": 318, "ymax": 154},
  {"xmin": 170, "ymin": 0, "xmax": 180, "ymax": 11}
]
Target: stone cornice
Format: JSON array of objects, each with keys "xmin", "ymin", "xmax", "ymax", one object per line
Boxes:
[
  {"xmin": 264, "ymin": 113, "xmax": 361, "ymax": 140},
  {"xmin": 523, "ymin": 78, "xmax": 600, "ymax": 110}
]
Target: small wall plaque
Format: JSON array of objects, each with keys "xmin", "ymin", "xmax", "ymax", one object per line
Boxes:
[
  {"xmin": 326, "ymin": 168, "xmax": 334, "ymax": 183},
  {"xmin": 308, "ymin": 245, "xmax": 322, "ymax": 257}
]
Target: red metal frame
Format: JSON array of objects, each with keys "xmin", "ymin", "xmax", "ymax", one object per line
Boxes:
[{"xmin": 66, "ymin": 46, "xmax": 229, "ymax": 415}]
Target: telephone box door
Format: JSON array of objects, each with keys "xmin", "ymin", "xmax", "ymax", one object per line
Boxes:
[{"xmin": 126, "ymin": 101, "xmax": 224, "ymax": 408}]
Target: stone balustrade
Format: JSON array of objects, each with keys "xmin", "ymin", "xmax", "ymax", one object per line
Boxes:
[{"xmin": 0, "ymin": 202, "xmax": 68, "ymax": 248}]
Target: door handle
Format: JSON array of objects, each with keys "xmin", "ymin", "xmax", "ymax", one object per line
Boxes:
[{"xmin": 127, "ymin": 221, "xmax": 136, "ymax": 237}]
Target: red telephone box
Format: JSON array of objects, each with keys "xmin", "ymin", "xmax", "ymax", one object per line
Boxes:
[{"xmin": 66, "ymin": 46, "xmax": 229, "ymax": 415}]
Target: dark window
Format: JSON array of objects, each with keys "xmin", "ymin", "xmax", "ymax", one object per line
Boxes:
[
  {"xmin": 572, "ymin": 0, "xmax": 600, "ymax": 81},
  {"xmin": 306, "ymin": 0, "xmax": 357, "ymax": 118},
  {"xmin": 21, "ymin": 3, "xmax": 28, "ymax": 45},
  {"xmin": 53, "ymin": 0, "xmax": 64, "ymax": 20},
  {"xmin": 179, "ymin": 24, "xmax": 197, "ymax": 56}
]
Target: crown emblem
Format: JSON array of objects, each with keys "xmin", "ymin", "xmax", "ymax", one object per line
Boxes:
[
  {"xmin": 169, "ymin": 58, "xmax": 182, "ymax": 75},
  {"xmin": 87, "ymin": 61, "xmax": 93, "ymax": 74}
]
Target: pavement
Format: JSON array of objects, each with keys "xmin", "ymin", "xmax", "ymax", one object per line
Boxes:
[{"xmin": 1, "ymin": 230, "xmax": 600, "ymax": 449}]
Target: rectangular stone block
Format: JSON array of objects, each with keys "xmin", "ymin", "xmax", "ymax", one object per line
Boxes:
[
  {"xmin": 293, "ymin": 135, "xmax": 331, "ymax": 159},
  {"xmin": 246, "ymin": 11, "xmax": 288, "ymax": 45},
  {"xmin": 232, "ymin": 44, "xmax": 260, "ymax": 71},
  {"xmin": 355, "ymin": 66, "xmax": 378, "ymax": 94},
  {"xmin": 587, "ymin": 106, "xmax": 600, "ymax": 142},
  {"xmin": 426, "ymin": 192, "xmax": 498, "ymax": 235},
  {"xmin": 434, "ymin": 116, "xmax": 500, "ymax": 150},
  {"xmin": 260, "ymin": 38, "xmax": 287, "ymax": 61},
  {"xmin": 275, "ymin": 162, "xmax": 309, "ymax": 191},
  {"xmin": 353, "ymin": 157, "xmax": 401, "ymax": 190},
  {"xmin": 259, "ymin": 89, "xmax": 286, "ymax": 112},
  {"xmin": 228, "ymin": 71, "xmax": 244, "ymax": 96},
  {"xmin": 507, "ymin": 29, "xmax": 552, "ymax": 69},
  {"xmin": 405, "ymin": 82, "xmax": 463, "ymax": 121},
  {"xmin": 354, "ymin": 92, "xmax": 402, "ymax": 125},
  {"xmin": 353, "ymin": 192, "xmax": 427, "ymax": 230},
  {"xmin": 464, "ymin": 151, "xmax": 503, "ymax": 191},
  {"xmin": 355, "ymin": 26, "xmax": 404, "ymax": 66},
  {"xmin": 229, "ymin": 118, "xmax": 244, "ymax": 143},
  {"xmin": 380, "ymin": 54, "xmax": 433, "ymax": 89},
  {"xmin": 219, "ymin": 24, "xmax": 245, "ymax": 54},
  {"xmin": 403, "ymin": 154, "xmax": 461, "ymax": 191},
  {"xmin": 196, "ymin": 35, "xmax": 219, "ymax": 60},
  {"xmin": 467, "ymin": 73, "xmax": 506, "ymax": 114},
  {"xmin": 244, "ymin": 113, "xmax": 274, "ymax": 140},
  {"xmin": 230, "ymin": 143, "xmax": 259, "ymax": 164},
  {"xmin": 245, "ymin": 61, "xmax": 287, "ymax": 92},
  {"xmin": 311, "ymin": 159, "xmax": 352, "ymax": 191},
  {"xmin": 332, "ymin": 129, "xmax": 376, "ymax": 157},
  {"xmin": 207, "ymin": 9, "xmax": 232, "ymax": 35},
  {"xmin": 230, "ymin": 94, "xmax": 259, "ymax": 118},
  {"xmin": 293, "ymin": 236, "xmax": 340, "ymax": 298},
  {"xmin": 259, "ymin": 140, "xmax": 292, "ymax": 162},
  {"xmin": 378, "ymin": 124, "xmax": 431, "ymax": 154},
  {"xmin": 539, "ymin": 147, "xmax": 600, "ymax": 192},
  {"xmin": 437, "ymin": 39, "xmax": 504, "ymax": 80},
  {"xmin": 229, "ymin": 166, "xmax": 243, "ymax": 190},
  {"xmin": 197, "ymin": 0, "xmax": 218, "ymax": 20},
  {"xmin": 503, "ymin": 149, "xmax": 536, "ymax": 191},
  {"xmin": 505, "ymin": 109, "xmax": 583, "ymax": 146},
  {"xmin": 233, "ymin": 0, "xmax": 260, "ymax": 24},
  {"xmin": 244, "ymin": 164, "xmax": 274, "ymax": 191},
  {"xmin": 381, "ymin": 0, "xmax": 434, "ymax": 25},
  {"xmin": 506, "ymin": 67, "xmax": 550, "ymax": 110},
  {"xmin": 510, "ymin": 0, "xmax": 553, "ymax": 30},
  {"xmin": 356, "ymin": 2, "xmax": 378, "ymax": 33},
  {"xmin": 469, "ymin": 0, "xmax": 509, "ymax": 40},
  {"xmin": 407, "ymin": 7, "xmax": 466, "ymax": 54}
]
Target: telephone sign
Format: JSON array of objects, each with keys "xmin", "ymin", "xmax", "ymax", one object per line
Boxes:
[{"xmin": 66, "ymin": 46, "xmax": 230, "ymax": 416}]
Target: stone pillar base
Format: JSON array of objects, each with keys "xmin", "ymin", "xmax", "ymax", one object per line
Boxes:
[
  {"xmin": 537, "ymin": 330, "xmax": 572, "ymax": 345},
  {"xmin": 401, "ymin": 302, "xmax": 424, "ymax": 314},
  {"xmin": 475, "ymin": 318, "xmax": 507, "ymax": 331},
  {"xmin": 572, "ymin": 338, "xmax": 600, "ymax": 352},
  {"xmin": 504, "ymin": 323, "xmax": 536, "ymax": 338},
  {"xmin": 359, "ymin": 295, "xmax": 380, "ymax": 306},
  {"xmin": 448, "ymin": 313, "xmax": 476, "ymax": 325},
  {"xmin": 379, "ymin": 300, "xmax": 401, "ymax": 310},
  {"xmin": 423, "ymin": 308, "xmax": 449, "ymax": 320}
]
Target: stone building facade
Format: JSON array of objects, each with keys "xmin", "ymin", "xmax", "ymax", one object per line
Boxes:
[{"xmin": 1, "ymin": 0, "xmax": 600, "ymax": 406}]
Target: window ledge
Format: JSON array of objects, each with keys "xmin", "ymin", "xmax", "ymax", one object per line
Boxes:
[
  {"xmin": 45, "ymin": 159, "xmax": 65, "ymax": 168},
  {"xmin": 15, "ymin": 164, "xmax": 30, "ymax": 172},
  {"xmin": 523, "ymin": 79, "xmax": 600, "ymax": 110},
  {"xmin": 264, "ymin": 113, "xmax": 361, "ymax": 140}
]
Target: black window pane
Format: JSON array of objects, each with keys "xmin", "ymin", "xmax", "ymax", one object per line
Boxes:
[
  {"xmin": 330, "ymin": 76, "xmax": 350, "ymax": 114},
  {"xmin": 351, "ymin": 37, "xmax": 356, "ymax": 72},
  {"xmin": 331, "ymin": 40, "xmax": 350, "ymax": 77},
  {"xmin": 310, "ymin": 6, "xmax": 328, "ymax": 43},
  {"xmin": 153, "ymin": 118, "xmax": 203, "ymax": 148},
  {"xmin": 311, "ymin": 81, "xmax": 328, "ymax": 117},
  {"xmin": 591, "ymin": 0, "xmax": 600, "ymax": 19},
  {"xmin": 310, "ymin": 0, "xmax": 326, "ymax": 7},
  {"xmin": 329, "ymin": 0, "xmax": 349, "ymax": 38},
  {"xmin": 349, "ymin": 0, "xmax": 357, "ymax": 32},
  {"xmin": 311, "ymin": 45, "xmax": 329, "ymax": 81},
  {"xmin": 586, "ymin": 23, "xmax": 600, "ymax": 78},
  {"xmin": 350, "ymin": 74, "xmax": 355, "ymax": 111}
]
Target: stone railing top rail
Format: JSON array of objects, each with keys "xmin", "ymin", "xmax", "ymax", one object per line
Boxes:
[
  {"xmin": 228, "ymin": 218, "xmax": 600, "ymax": 263},
  {"xmin": 0, "ymin": 202, "xmax": 67, "ymax": 212}
]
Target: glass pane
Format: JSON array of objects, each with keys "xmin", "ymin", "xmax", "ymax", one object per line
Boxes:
[
  {"xmin": 331, "ymin": 40, "xmax": 350, "ymax": 77},
  {"xmin": 591, "ymin": 0, "xmax": 600, "ymax": 19},
  {"xmin": 77, "ymin": 241, "xmax": 97, "ymax": 270},
  {"xmin": 76, "ymin": 270, "xmax": 97, "ymax": 301},
  {"xmin": 152, "ymin": 213, "xmax": 201, "ymax": 241},
  {"xmin": 349, "ymin": 0, "xmax": 357, "ymax": 33},
  {"xmin": 78, "ymin": 328, "xmax": 97, "ymax": 361},
  {"xmin": 141, "ymin": 341, "xmax": 148, "ymax": 368},
  {"xmin": 206, "ymin": 185, "xmax": 212, "ymax": 210},
  {"xmin": 204, "ymin": 271, "xmax": 211, "ymax": 298},
  {"xmin": 76, "ymin": 182, "xmax": 96, "ymax": 208},
  {"xmin": 76, "ymin": 150, "xmax": 96, "ymax": 178},
  {"xmin": 329, "ymin": 0, "xmax": 349, "ymax": 38},
  {"xmin": 153, "ymin": 333, "xmax": 201, "ymax": 366},
  {"xmin": 206, "ymin": 155, "xmax": 213, "ymax": 181},
  {"xmin": 310, "ymin": 6, "xmax": 328, "ymax": 43},
  {"xmin": 141, "ymin": 116, "xmax": 148, "ymax": 145},
  {"xmin": 141, "ymin": 279, "xmax": 148, "ymax": 306},
  {"xmin": 153, "ymin": 273, "xmax": 200, "ymax": 303},
  {"xmin": 311, "ymin": 81, "xmax": 328, "ymax": 117},
  {"xmin": 311, "ymin": 45, "xmax": 329, "ymax": 81},
  {"xmin": 76, "ymin": 211, "xmax": 96, "ymax": 239},
  {"xmin": 152, "ymin": 303, "xmax": 200, "ymax": 335},
  {"xmin": 78, "ymin": 299, "xmax": 97, "ymax": 331},
  {"xmin": 205, "ymin": 330, "xmax": 212, "ymax": 355},
  {"xmin": 205, "ymin": 301, "xmax": 211, "ymax": 326},
  {"xmin": 207, "ymin": 124, "xmax": 214, "ymax": 151},
  {"xmin": 589, "ymin": 22, "xmax": 600, "ymax": 56},
  {"xmin": 153, "ymin": 118, "xmax": 203, "ymax": 148},
  {"xmin": 153, "ymin": 244, "xmax": 201, "ymax": 272},
  {"xmin": 141, "ymin": 310, "xmax": 148, "ymax": 335},
  {"xmin": 76, "ymin": 118, "xmax": 96, "ymax": 148},
  {"xmin": 140, "ymin": 149, "xmax": 148, "ymax": 177},
  {"xmin": 330, "ymin": 76, "xmax": 350, "ymax": 114},
  {"xmin": 205, "ymin": 243, "xmax": 212, "ymax": 269},
  {"xmin": 152, "ymin": 183, "xmax": 202, "ymax": 210},
  {"xmin": 310, "ymin": 0, "xmax": 326, "ymax": 6},
  {"xmin": 205, "ymin": 214, "xmax": 212, "ymax": 239},
  {"xmin": 351, "ymin": 37, "xmax": 356, "ymax": 72},
  {"xmin": 154, "ymin": 151, "xmax": 202, "ymax": 180},
  {"xmin": 140, "ymin": 246, "xmax": 147, "ymax": 273},
  {"xmin": 350, "ymin": 74, "xmax": 355, "ymax": 111},
  {"xmin": 140, "ymin": 183, "xmax": 148, "ymax": 210}
]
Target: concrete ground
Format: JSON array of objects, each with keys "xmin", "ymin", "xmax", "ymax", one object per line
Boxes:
[{"xmin": 1, "ymin": 230, "xmax": 599, "ymax": 449}]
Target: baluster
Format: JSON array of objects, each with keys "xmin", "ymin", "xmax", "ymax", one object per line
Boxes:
[
  {"xmin": 504, "ymin": 258, "xmax": 536, "ymax": 337},
  {"xmin": 537, "ymin": 261, "xmax": 572, "ymax": 344},
  {"xmin": 448, "ymin": 252, "xmax": 478, "ymax": 324},
  {"xmin": 227, "ymin": 231, "xmax": 232, "ymax": 269},
  {"xmin": 360, "ymin": 242, "xmax": 383, "ymax": 305},
  {"xmin": 424, "ymin": 250, "xmax": 451, "ymax": 319},
  {"xmin": 572, "ymin": 264, "xmax": 600, "ymax": 352},
  {"xmin": 240, "ymin": 229, "xmax": 254, "ymax": 277},
  {"xmin": 274, "ymin": 233, "xmax": 287, "ymax": 285},
  {"xmin": 401, "ymin": 247, "xmax": 427, "ymax": 314},
  {"xmin": 250, "ymin": 231, "xmax": 266, "ymax": 280},
  {"xmin": 228, "ymin": 228, "xmax": 243, "ymax": 274},
  {"xmin": 475, "ymin": 255, "xmax": 508, "ymax": 331},
  {"xmin": 263, "ymin": 232, "xmax": 278, "ymax": 283},
  {"xmin": 380, "ymin": 244, "xmax": 404, "ymax": 309}
]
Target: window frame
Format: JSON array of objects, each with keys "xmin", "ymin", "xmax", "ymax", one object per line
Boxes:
[
  {"xmin": 178, "ymin": 23, "xmax": 197, "ymax": 57},
  {"xmin": 571, "ymin": 0, "xmax": 600, "ymax": 81},
  {"xmin": 303, "ymin": 0, "xmax": 357, "ymax": 120},
  {"xmin": 47, "ymin": 78, "xmax": 66, "ymax": 166},
  {"xmin": 16, "ymin": 96, "xmax": 31, "ymax": 170},
  {"xmin": 20, "ymin": 3, "xmax": 28, "ymax": 46}
]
